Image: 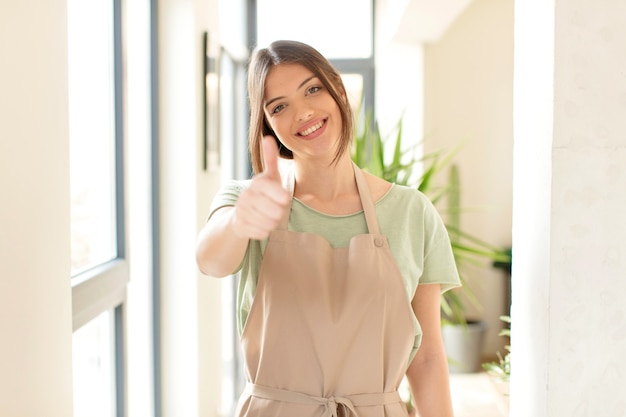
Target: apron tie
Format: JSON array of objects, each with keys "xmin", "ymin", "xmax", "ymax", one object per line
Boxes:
[
  {"xmin": 245, "ymin": 383, "xmax": 402, "ymax": 417},
  {"xmin": 325, "ymin": 396, "xmax": 358, "ymax": 417}
]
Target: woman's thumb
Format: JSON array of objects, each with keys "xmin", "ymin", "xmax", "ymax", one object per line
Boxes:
[{"xmin": 261, "ymin": 136, "xmax": 281, "ymax": 181}]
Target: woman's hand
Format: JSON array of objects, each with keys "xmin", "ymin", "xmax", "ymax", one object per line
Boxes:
[
  {"xmin": 196, "ymin": 136, "xmax": 290, "ymax": 277},
  {"xmin": 231, "ymin": 136, "xmax": 291, "ymax": 240}
]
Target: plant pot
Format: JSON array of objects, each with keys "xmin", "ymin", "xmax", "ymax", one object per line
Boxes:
[{"xmin": 442, "ymin": 321, "xmax": 487, "ymax": 373}]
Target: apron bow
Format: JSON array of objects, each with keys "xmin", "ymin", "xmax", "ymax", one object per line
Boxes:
[{"xmin": 324, "ymin": 396, "xmax": 358, "ymax": 417}]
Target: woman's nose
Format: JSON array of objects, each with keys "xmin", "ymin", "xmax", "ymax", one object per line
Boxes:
[{"xmin": 296, "ymin": 104, "xmax": 314, "ymax": 121}]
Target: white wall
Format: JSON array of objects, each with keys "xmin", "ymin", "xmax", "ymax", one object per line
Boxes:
[
  {"xmin": 423, "ymin": 0, "xmax": 514, "ymax": 356},
  {"xmin": 157, "ymin": 0, "xmax": 223, "ymax": 415},
  {"xmin": 0, "ymin": 1, "xmax": 74, "ymax": 416},
  {"xmin": 512, "ymin": 0, "xmax": 626, "ymax": 415}
]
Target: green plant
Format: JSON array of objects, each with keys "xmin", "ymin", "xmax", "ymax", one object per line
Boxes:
[
  {"xmin": 351, "ymin": 113, "xmax": 511, "ymax": 325},
  {"xmin": 482, "ymin": 315, "xmax": 511, "ymax": 383}
]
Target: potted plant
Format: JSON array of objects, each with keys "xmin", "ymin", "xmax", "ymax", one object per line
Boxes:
[
  {"xmin": 351, "ymin": 114, "xmax": 511, "ymax": 373},
  {"xmin": 483, "ymin": 315, "xmax": 511, "ymax": 404},
  {"xmin": 482, "ymin": 315, "xmax": 511, "ymax": 382}
]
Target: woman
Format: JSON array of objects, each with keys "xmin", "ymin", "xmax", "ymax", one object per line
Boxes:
[{"xmin": 196, "ymin": 40, "xmax": 460, "ymax": 417}]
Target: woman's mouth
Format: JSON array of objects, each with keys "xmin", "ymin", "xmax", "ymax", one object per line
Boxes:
[{"xmin": 298, "ymin": 119, "xmax": 326, "ymax": 137}]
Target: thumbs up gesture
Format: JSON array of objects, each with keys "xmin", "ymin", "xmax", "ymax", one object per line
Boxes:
[{"xmin": 232, "ymin": 136, "xmax": 291, "ymax": 240}]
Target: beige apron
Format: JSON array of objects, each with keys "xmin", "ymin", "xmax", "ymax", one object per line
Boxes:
[{"xmin": 236, "ymin": 164, "xmax": 415, "ymax": 417}]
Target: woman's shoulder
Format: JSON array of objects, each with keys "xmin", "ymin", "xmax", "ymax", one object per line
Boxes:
[
  {"xmin": 361, "ymin": 170, "xmax": 394, "ymax": 202},
  {"xmin": 358, "ymin": 169, "xmax": 434, "ymax": 209},
  {"xmin": 382, "ymin": 182, "xmax": 433, "ymax": 208}
]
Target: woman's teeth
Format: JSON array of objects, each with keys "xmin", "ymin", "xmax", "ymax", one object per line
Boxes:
[{"xmin": 300, "ymin": 121, "xmax": 324, "ymax": 136}]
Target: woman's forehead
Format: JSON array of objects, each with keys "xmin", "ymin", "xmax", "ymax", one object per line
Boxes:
[{"xmin": 264, "ymin": 64, "xmax": 316, "ymax": 93}]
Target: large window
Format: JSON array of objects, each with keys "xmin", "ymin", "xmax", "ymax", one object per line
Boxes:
[
  {"xmin": 68, "ymin": 0, "xmax": 119, "ymax": 276},
  {"xmin": 68, "ymin": 0, "xmax": 128, "ymax": 416}
]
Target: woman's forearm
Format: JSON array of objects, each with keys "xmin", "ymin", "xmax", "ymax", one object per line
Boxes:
[
  {"xmin": 407, "ymin": 284, "xmax": 455, "ymax": 416},
  {"xmin": 407, "ymin": 351, "xmax": 455, "ymax": 417},
  {"xmin": 195, "ymin": 207, "xmax": 250, "ymax": 277}
]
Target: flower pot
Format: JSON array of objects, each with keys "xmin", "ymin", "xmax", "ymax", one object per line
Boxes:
[{"xmin": 442, "ymin": 321, "xmax": 487, "ymax": 373}]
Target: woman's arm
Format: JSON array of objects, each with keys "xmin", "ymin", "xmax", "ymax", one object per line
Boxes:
[
  {"xmin": 406, "ymin": 283, "xmax": 455, "ymax": 417},
  {"xmin": 195, "ymin": 206, "xmax": 250, "ymax": 277}
]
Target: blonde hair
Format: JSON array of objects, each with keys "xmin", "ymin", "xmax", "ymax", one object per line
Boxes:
[{"xmin": 247, "ymin": 40, "xmax": 354, "ymax": 174}]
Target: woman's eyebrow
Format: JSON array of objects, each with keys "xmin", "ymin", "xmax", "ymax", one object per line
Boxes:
[
  {"xmin": 264, "ymin": 75, "xmax": 318, "ymax": 110},
  {"xmin": 297, "ymin": 75, "xmax": 317, "ymax": 90}
]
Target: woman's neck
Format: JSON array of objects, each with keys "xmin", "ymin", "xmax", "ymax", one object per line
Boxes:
[{"xmin": 292, "ymin": 155, "xmax": 361, "ymax": 213}]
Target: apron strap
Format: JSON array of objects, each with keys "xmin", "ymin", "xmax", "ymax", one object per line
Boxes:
[
  {"xmin": 245, "ymin": 383, "xmax": 402, "ymax": 417},
  {"xmin": 277, "ymin": 162, "xmax": 382, "ymax": 235},
  {"xmin": 277, "ymin": 164, "xmax": 295, "ymax": 231},
  {"xmin": 352, "ymin": 162, "xmax": 381, "ymax": 235}
]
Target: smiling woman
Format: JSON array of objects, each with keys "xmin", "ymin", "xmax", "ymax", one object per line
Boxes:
[
  {"xmin": 262, "ymin": 64, "xmax": 343, "ymax": 160},
  {"xmin": 210, "ymin": 2, "xmax": 378, "ymax": 414},
  {"xmin": 196, "ymin": 40, "xmax": 460, "ymax": 417},
  {"xmin": 247, "ymin": 43, "xmax": 355, "ymax": 172}
]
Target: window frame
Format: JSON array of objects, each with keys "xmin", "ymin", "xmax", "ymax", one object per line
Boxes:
[
  {"xmin": 70, "ymin": 0, "xmax": 129, "ymax": 415},
  {"xmin": 331, "ymin": 57, "xmax": 376, "ymax": 124}
]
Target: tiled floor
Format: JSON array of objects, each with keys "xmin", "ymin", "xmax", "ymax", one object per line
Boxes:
[{"xmin": 449, "ymin": 372, "xmax": 509, "ymax": 417}]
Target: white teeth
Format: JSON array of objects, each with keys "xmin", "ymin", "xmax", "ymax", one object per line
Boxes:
[{"xmin": 300, "ymin": 121, "xmax": 324, "ymax": 136}]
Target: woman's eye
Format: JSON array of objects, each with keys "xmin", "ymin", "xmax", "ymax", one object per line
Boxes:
[
  {"xmin": 307, "ymin": 86, "xmax": 321, "ymax": 94},
  {"xmin": 272, "ymin": 104, "xmax": 285, "ymax": 114}
]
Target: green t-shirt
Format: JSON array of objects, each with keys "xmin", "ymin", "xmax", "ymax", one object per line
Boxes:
[{"xmin": 209, "ymin": 180, "xmax": 461, "ymax": 361}]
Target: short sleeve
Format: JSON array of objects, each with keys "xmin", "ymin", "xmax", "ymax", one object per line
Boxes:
[
  {"xmin": 207, "ymin": 180, "xmax": 251, "ymax": 220},
  {"xmin": 419, "ymin": 197, "xmax": 461, "ymax": 294}
]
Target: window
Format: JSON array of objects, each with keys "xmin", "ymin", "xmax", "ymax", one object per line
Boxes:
[
  {"xmin": 256, "ymin": 0, "xmax": 373, "ymax": 59},
  {"xmin": 68, "ymin": 0, "xmax": 118, "ymax": 276},
  {"xmin": 68, "ymin": 0, "xmax": 128, "ymax": 416},
  {"xmin": 72, "ymin": 309, "xmax": 118, "ymax": 417}
]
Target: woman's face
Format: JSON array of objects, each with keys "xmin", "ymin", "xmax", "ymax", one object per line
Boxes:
[{"xmin": 263, "ymin": 63, "xmax": 342, "ymax": 163}]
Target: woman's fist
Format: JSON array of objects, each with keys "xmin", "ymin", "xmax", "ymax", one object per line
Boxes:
[{"xmin": 231, "ymin": 136, "xmax": 290, "ymax": 240}]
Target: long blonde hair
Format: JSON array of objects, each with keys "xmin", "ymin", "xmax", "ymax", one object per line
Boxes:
[{"xmin": 247, "ymin": 40, "xmax": 354, "ymax": 174}]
